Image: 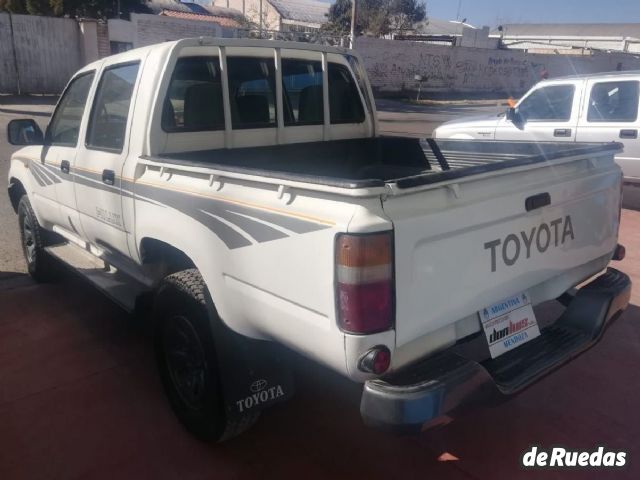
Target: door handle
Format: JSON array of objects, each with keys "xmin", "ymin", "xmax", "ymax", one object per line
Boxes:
[
  {"xmin": 554, "ymin": 128, "xmax": 572, "ymax": 138},
  {"xmin": 60, "ymin": 160, "xmax": 70, "ymax": 174},
  {"xmin": 102, "ymin": 169, "xmax": 115, "ymax": 186},
  {"xmin": 620, "ymin": 129, "xmax": 638, "ymax": 139}
]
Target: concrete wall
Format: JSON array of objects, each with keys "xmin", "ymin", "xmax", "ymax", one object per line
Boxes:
[
  {"xmin": 0, "ymin": 13, "xmax": 82, "ymax": 94},
  {"xmin": 0, "ymin": 14, "xmax": 19, "ymax": 93},
  {"xmin": 355, "ymin": 37, "xmax": 640, "ymax": 96},
  {"xmin": 131, "ymin": 13, "xmax": 234, "ymax": 48}
]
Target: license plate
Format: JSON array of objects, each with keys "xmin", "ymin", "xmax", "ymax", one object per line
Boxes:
[{"xmin": 479, "ymin": 291, "xmax": 541, "ymax": 359}]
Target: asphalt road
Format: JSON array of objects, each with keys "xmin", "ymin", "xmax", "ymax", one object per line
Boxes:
[{"xmin": 0, "ymin": 97, "xmax": 54, "ymax": 279}]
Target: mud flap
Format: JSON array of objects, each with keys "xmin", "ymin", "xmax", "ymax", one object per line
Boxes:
[{"xmin": 206, "ymin": 306, "xmax": 295, "ymax": 420}]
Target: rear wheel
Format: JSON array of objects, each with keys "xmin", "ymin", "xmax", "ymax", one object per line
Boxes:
[
  {"xmin": 154, "ymin": 268, "xmax": 259, "ymax": 442},
  {"xmin": 18, "ymin": 195, "xmax": 56, "ymax": 282}
]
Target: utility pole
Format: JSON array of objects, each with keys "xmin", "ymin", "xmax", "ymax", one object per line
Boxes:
[
  {"xmin": 259, "ymin": 0, "xmax": 263, "ymax": 36},
  {"xmin": 349, "ymin": 0, "xmax": 358, "ymax": 49},
  {"xmin": 456, "ymin": 0, "xmax": 463, "ymax": 21}
]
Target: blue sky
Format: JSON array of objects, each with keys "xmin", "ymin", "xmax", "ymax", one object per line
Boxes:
[{"xmin": 427, "ymin": 0, "xmax": 640, "ymax": 28}]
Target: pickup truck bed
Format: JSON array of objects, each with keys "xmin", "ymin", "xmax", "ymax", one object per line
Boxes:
[{"xmin": 148, "ymin": 138, "xmax": 622, "ymax": 190}]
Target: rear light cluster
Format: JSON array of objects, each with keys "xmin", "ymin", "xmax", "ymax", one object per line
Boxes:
[{"xmin": 335, "ymin": 232, "xmax": 395, "ymax": 334}]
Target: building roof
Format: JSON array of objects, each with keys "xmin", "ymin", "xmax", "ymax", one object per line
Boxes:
[
  {"xmin": 268, "ymin": 0, "xmax": 330, "ymax": 26},
  {"xmin": 493, "ymin": 23, "xmax": 640, "ymax": 39},
  {"xmin": 160, "ymin": 9, "xmax": 242, "ymax": 28},
  {"xmin": 145, "ymin": 0, "xmax": 244, "ymax": 21},
  {"xmin": 412, "ymin": 18, "xmax": 477, "ymax": 37}
]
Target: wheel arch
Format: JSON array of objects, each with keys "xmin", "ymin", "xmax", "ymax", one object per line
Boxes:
[{"xmin": 8, "ymin": 177, "xmax": 27, "ymax": 214}]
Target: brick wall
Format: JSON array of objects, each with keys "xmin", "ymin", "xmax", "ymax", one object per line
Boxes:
[{"xmin": 96, "ymin": 22, "xmax": 111, "ymax": 58}]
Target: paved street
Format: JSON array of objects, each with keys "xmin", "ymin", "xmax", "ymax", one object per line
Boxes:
[{"xmin": 1, "ymin": 96, "xmax": 639, "ymax": 479}]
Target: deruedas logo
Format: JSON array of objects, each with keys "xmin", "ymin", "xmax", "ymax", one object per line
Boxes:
[{"xmin": 521, "ymin": 446, "xmax": 627, "ymax": 468}]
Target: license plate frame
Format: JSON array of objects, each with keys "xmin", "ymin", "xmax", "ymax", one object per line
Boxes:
[{"xmin": 479, "ymin": 291, "xmax": 541, "ymax": 359}]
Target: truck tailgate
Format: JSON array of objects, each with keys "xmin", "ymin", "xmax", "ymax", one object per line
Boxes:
[{"xmin": 383, "ymin": 141, "xmax": 623, "ymax": 348}]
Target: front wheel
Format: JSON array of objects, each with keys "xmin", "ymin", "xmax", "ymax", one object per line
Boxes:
[
  {"xmin": 17, "ymin": 195, "xmax": 56, "ymax": 282},
  {"xmin": 153, "ymin": 268, "xmax": 259, "ymax": 442}
]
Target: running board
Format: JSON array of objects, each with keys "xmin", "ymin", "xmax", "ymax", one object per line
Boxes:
[{"xmin": 45, "ymin": 242, "xmax": 150, "ymax": 312}]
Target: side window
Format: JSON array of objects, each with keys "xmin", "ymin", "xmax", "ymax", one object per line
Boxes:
[
  {"xmin": 281, "ymin": 59, "xmax": 323, "ymax": 126},
  {"xmin": 47, "ymin": 72, "xmax": 95, "ymax": 147},
  {"xmin": 328, "ymin": 63, "xmax": 365, "ymax": 124},
  {"xmin": 86, "ymin": 62, "xmax": 139, "ymax": 152},
  {"xmin": 162, "ymin": 56, "xmax": 224, "ymax": 132},
  {"xmin": 227, "ymin": 57, "xmax": 276, "ymax": 129},
  {"xmin": 517, "ymin": 85, "xmax": 575, "ymax": 122},
  {"xmin": 587, "ymin": 81, "xmax": 639, "ymax": 122}
]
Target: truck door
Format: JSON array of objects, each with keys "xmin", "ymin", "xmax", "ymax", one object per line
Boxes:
[
  {"xmin": 35, "ymin": 71, "xmax": 94, "ymax": 231},
  {"xmin": 576, "ymin": 78, "xmax": 640, "ymax": 182},
  {"xmin": 495, "ymin": 82, "xmax": 580, "ymax": 142},
  {"xmin": 74, "ymin": 61, "xmax": 140, "ymax": 257}
]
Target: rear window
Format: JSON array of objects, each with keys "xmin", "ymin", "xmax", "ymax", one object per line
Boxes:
[
  {"xmin": 282, "ymin": 59, "xmax": 323, "ymax": 126},
  {"xmin": 328, "ymin": 63, "xmax": 365, "ymax": 124},
  {"xmin": 162, "ymin": 56, "xmax": 224, "ymax": 132},
  {"xmin": 227, "ymin": 57, "xmax": 277, "ymax": 129},
  {"xmin": 587, "ymin": 81, "xmax": 639, "ymax": 122}
]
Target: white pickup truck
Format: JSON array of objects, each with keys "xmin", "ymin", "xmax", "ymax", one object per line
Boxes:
[
  {"xmin": 6, "ymin": 38, "xmax": 631, "ymax": 441},
  {"xmin": 434, "ymin": 71, "xmax": 640, "ymax": 184}
]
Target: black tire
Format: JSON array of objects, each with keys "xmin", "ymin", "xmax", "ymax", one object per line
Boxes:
[
  {"xmin": 17, "ymin": 195, "xmax": 57, "ymax": 282},
  {"xmin": 154, "ymin": 268, "xmax": 259, "ymax": 442}
]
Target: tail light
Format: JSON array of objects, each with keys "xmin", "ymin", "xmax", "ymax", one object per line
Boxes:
[{"xmin": 335, "ymin": 232, "xmax": 394, "ymax": 334}]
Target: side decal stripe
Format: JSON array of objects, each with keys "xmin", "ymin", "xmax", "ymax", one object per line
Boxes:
[
  {"xmin": 33, "ymin": 163, "xmax": 61, "ymax": 184},
  {"xmin": 30, "ymin": 165, "xmax": 48, "ymax": 187}
]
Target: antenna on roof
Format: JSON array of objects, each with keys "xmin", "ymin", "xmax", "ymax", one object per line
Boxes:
[{"xmin": 456, "ymin": 0, "xmax": 463, "ymax": 21}]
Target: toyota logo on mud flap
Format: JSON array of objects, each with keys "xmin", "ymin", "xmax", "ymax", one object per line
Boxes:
[{"xmin": 250, "ymin": 379, "xmax": 267, "ymax": 392}]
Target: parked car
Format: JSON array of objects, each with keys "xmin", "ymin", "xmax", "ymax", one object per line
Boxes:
[
  {"xmin": 434, "ymin": 71, "xmax": 640, "ymax": 184},
  {"xmin": 6, "ymin": 38, "xmax": 631, "ymax": 442}
]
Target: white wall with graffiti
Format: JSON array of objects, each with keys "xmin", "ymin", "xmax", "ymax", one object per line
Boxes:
[{"xmin": 355, "ymin": 37, "xmax": 640, "ymax": 96}]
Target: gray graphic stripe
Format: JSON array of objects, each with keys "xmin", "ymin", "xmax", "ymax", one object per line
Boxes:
[
  {"xmin": 192, "ymin": 209, "xmax": 252, "ymax": 249},
  {"xmin": 30, "ymin": 166, "xmax": 47, "ymax": 187},
  {"xmin": 204, "ymin": 209, "xmax": 288, "ymax": 243},
  {"xmin": 33, "ymin": 163, "xmax": 61, "ymax": 184}
]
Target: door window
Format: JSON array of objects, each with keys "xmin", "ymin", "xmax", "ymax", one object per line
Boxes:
[
  {"xmin": 587, "ymin": 81, "xmax": 639, "ymax": 122},
  {"xmin": 86, "ymin": 62, "xmax": 140, "ymax": 152},
  {"xmin": 227, "ymin": 57, "xmax": 277, "ymax": 129},
  {"xmin": 162, "ymin": 56, "xmax": 224, "ymax": 132},
  {"xmin": 282, "ymin": 59, "xmax": 323, "ymax": 126},
  {"xmin": 47, "ymin": 72, "xmax": 95, "ymax": 147},
  {"xmin": 517, "ymin": 85, "xmax": 575, "ymax": 122}
]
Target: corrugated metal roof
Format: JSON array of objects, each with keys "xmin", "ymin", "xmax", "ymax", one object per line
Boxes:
[
  {"xmin": 412, "ymin": 18, "xmax": 477, "ymax": 36},
  {"xmin": 160, "ymin": 9, "xmax": 242, "ymax": 28},
  {"xmin": 268, "ymin": 0, "xmax": 330, "ymax": 25},
  {"xmin": 146, "ymin": 0, "xmax": 243, "ymax": 20},
  {"xmin": 494, "ymin": 23, "xmax": 640, "ymax": 39}
]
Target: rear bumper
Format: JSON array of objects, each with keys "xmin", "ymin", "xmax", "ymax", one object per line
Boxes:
[{"xmin": 361, "ymin": 268, "xmax": 631, "ymax": 433}]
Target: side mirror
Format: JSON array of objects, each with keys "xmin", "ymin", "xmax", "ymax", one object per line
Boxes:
[{"xmin": 7, "ymin": 119, "xmax": 44, "ymax": 146}]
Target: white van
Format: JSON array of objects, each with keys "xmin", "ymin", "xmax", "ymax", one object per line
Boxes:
[{"xmin": 434, "ymin": 71, "xmax": 640, "ymax": 184}]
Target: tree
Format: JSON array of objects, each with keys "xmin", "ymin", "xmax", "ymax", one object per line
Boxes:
[
  {"xmin": 0, "ymin": 0, "xmax": 28, "ymax": 13},
  {"xmin": 1, "ymin": 0, "xmax": 145, "ymax": 18},
  {"xmin": 324, "ymin": 0, "xmax": 427, "ymax": 37}
]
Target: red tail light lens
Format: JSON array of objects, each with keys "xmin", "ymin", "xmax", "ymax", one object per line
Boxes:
[{"xmin": 335, "ymin": 232, "xmax": 394, "ymax": 334}]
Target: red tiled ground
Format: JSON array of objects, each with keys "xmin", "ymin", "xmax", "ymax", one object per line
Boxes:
[{"xmin": 0, "ymin": 201, "xmax": 639, "ymax": 479}]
